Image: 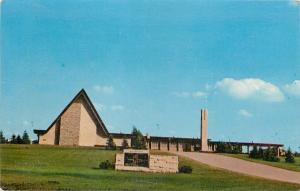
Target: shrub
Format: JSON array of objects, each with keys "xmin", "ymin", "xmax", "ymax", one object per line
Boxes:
[
  {"xmin": 179, "ymin": 165, "xmax": 193, "ymax": 173},
  {"xmin": 216, "ymin": 142, "xmax": 225, "ymax": 153},
  {"xmin": 249, "ymin": 147, "xmax": 279, "ymax": 162},
  {"xmin": 99, "ymin": 160, "xmax": 114, "ymax": 169},
  {"xmin": 216, "ymin": 142, "xmax": 232, "ymax": 153},
  {"xmin": 249, "ymin": 146, "xmax": 260, "ymax": 159},
  {"xmin": 258, "ymin": 148, "xmax": 264, "ymax": 158},
  {"xmin": 285, "ymin": 147, "xmax": 295, "ymax": 163},
  {"xmin": 263, "ymin": 148, "xmax": 280, "ymax": 162},
  {"xmin": 106, "ymin": 135, "xmax": 116, "ymax": 150},
  {"xmin": 216, "ymin": 142, "xmax": 242, "ymax": 154},
  {"xmin": 232, "ymin": 145, "xmax": 242, "ymax": 154},
  {"xmin": 121, "ymin": 139, "xmax": 129, "ymax": 150}
]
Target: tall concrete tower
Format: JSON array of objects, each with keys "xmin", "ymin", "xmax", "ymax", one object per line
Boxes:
[{"xmin": 200, "ymin": 109, "xmax": 208, "ymax": 152}]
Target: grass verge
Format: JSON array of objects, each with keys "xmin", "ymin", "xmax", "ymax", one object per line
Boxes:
[{"xmin": 1, "ymin": 145, "xmax": 299, "ymax": 190}]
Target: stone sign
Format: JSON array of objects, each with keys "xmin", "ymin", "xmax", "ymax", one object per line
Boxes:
[{"xmin": 115, "ymin": 149, "xmax": 178, "ymax": 173}]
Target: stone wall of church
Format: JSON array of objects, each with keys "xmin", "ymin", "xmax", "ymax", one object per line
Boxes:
[
  {"xmin": 59, "ymin": 100, "xmax": 81, "ymax": 146},
  {"xmin": 39, "ymin": 123, "xmax": 57, "ymax": 145}
]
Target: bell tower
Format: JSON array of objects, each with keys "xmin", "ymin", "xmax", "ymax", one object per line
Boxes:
[{"xmin": 200, "ymin": 109, "xmax": 208, "ymax": 151}]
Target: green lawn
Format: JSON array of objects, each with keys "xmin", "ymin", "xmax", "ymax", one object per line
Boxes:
[
  {"xmin": 1, "ymin": 145, "xmax": 299, "ymax": 190},
  {"xmin": 221, "ymin": 153, "xmax": 300, "ymax": 172}
]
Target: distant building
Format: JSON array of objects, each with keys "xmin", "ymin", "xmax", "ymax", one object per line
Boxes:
[{"xmin": 34, "ymin": 89, "xmax": 283, "ymax": 155}]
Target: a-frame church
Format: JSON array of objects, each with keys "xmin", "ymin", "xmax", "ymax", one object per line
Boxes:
[{"xmin": 34, "ymin": 89, "xmax": 132, "ymax": 147}]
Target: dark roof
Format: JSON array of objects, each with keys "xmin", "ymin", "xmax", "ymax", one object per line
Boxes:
[
  {"xmin": 33, "ymin": 89, "xmax": 109, "ymax": 136},
  {"xmin": 110, "ymin": 133, "xmax": 132, "ymax": 139},
  {"xmin": 148, "ymin": 135, "xmax": 200, "ymax": 143},
  {"xmin": 33, "ymin": 129, "xmax": 46, "ymax": 135},
  {"xmin": 210, "ymin": 141, "xmax": 283, "ymax": 147},
  {"xmin": 110, "ymin": 134, "xmax": 201, "ymax": 143}
]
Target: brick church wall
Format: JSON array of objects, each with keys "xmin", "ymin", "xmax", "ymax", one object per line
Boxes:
[
  {"xmin": 59, "ymin": 100, "xmax": 81, "ymax": 146},
  {"xmin": 39, "ymin": 123, "xmax": 57, "ymax": 145}
]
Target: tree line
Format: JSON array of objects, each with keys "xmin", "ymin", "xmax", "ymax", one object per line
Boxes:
[
  {"xmin": 214, "ymin": 141, "xmax": 297, "ymax": 164},
  {"xmin": 215, "ymin": 142, "xmax": 242, "ymax": 154},
  {"xmin": 249, "ymin": 145, "xmax": 295, "ymax": 163},
  {"xmin": 0, "ymin": 130, "xmax": 31, "ymax": 144}
]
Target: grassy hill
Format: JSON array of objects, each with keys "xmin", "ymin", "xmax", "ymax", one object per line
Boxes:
[
  {"xmin": 1, "ymin": 145, "xmax": 299, "ymax": 190},
  {"xmin": 221, "ymin": 153, "xmax": 300, "ymax": 172}
]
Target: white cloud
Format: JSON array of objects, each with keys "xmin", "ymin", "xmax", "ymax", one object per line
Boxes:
[
  {"xmin": 111, "ymin": 105, "xmax": 125, "ymax": 111},
  {"xmin": 205, "ymin": 84, "xmax": 213, "ymax": 91},
  {"xmin": 192, "ymin": 91, "xmax": 207, "ymax": 98},
  {"xmin": 289, "ymin": 0, "xmax": 300, "ymax": 6},
  {"xmin": 173, "ymin": 91, "xmax": 207, "ymax": 98},
  {"xmin": 284, "ymin": 80, "xmax": 300, "ymax": 97},
  {"xmin": 238, "ymin": 109, "xmax": 253, "ymax": 118},
  {"xmin": 93, "ymin": 85, "xmax": 114, "ymax": 94},
  {"xmin": 216, "ymin": 78, "xmax": 284, "ymax": 102},
  {"xmin": 95, "ymin": 103, "xmax": 126, "ymax": 112}
]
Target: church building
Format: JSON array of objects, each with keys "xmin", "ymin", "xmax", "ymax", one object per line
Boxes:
[
  {"xmin": 34, "ymin": 89, "xmax": 208, "ymax": 151},
  {"xmin": 34, "ymin": 89, "xmax": 283, "ymax": 154}
]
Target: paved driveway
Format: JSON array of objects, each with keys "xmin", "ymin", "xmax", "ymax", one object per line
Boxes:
[{"xmin": 172, "ymin": 152, "xmax": 300, "ymax": 185}]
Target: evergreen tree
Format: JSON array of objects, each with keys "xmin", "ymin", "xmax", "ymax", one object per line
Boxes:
[
  {"xmin": 0, "ymin": 131, "xmax": 6, "ymax": 144},
  {"xmin": 263, "ymin": 147, "xmax": 279, "ymax": 162},
  {"xmin": 285, "ymin": 147, "xmax": 295, "ymax": 163},
  {"xmin": 224, "ymin": 143, "xmax": 232, "ymax": 153},
  {"xmin": 10, "ymin": 134, "xmax": 17, "ymax": 144},
  {"xmin": 131, "ymin": 126, "xmax": 146, "ymax": 149},
  {"xmin": 232, "ymin": 144, "xmax": 242, "ymax": 154},
  {"xmin": 16, "ymin": 135, "xmax": 23, "ymax": 144},
  {"xmin": 106, "ymin": 135, "xmax": 116, "ymax": 150},
  {"xmin": 258, "ymin": 147, "xmax": 264, "ymax": 158},
  {"xmin": 22, "ymin": 131, "xmax": 31, "ymax": 144},
  {"xmin": 216, "ymin": 142, "xmax": 226, "ymax": 153},
  {"xmin": 249, "ymin": 146, "xmax": 259, "ymax": 158},
  {"xmin": 270, "ymin": 148, "xmax": 280, "ymax": 162},
  {"xmin": 121, "ymin": 139, "xmax": 129, "ymax": 150}
]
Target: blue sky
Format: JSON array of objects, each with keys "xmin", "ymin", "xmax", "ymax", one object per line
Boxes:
[{"xmin": 1, "ymin": 0, "xmax": 300, "ymax": 150}]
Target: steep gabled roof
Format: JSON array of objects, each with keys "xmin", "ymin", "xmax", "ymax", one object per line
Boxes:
[{"xmin": 33, "ymin": 89, "xmax": 109, "ymax": 136}]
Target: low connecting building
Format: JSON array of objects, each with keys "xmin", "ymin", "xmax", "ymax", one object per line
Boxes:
[{"xmin": 34, "ymin": 89, "xmax": 283, "ymax": 155}]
